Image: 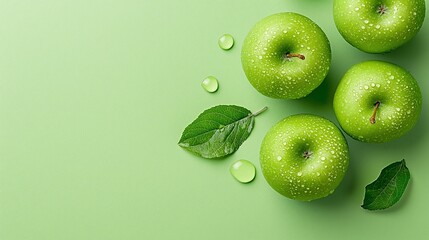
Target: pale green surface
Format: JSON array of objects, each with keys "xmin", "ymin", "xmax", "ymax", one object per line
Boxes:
[
  {"xmin": 230, "ymin": 160, "xmax": 256, "ymax": 183},
  {"xmin": 0, "ymin": 0, "xmax": 428, "ymax": 240}
]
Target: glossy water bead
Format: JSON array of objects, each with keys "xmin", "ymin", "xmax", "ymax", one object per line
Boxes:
[
  {"xmin": 201, "ymin": 76, "xmax": 219, "ymax": 93},
  {"xmin": 218, "ymin": 34, "xmax": 234, "ymax": 50},
  {"xmin": 230, "ymin": 160, "xmax": 256, "ymax": 183}
]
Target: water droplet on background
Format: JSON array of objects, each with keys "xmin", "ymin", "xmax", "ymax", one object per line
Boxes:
[
  {"xmin": 230, "ymin": 160, "xmax": 256, "ymax": 183},
  {"xmin": 201, "ymin": 76, "xmax": 219, "ymax": 93},
  {"xmin": 218, "ymin": 34, "xmax": 234, "ymax": 50}
]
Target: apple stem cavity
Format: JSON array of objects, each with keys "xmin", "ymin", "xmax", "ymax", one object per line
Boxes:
[
  {"xmin": 252, "ymin": 106, "xmax": 268, "ymax": 116},
  {"xmin": 283, "ymin": 53, "xmax": 306, "ymax": 61},
  {"xmin": 377, "ymin": 5, "xmax": 388, "ymax": 15},
  {"xmin": 370, "ymin": 101, "xmax": 381, "ymax": 124},
  {"xmin": 302, "ymin": 150, "xmax": 313, "ymax": 160}
]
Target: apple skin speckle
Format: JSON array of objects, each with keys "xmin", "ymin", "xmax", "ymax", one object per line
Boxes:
[
  {"xmin": 241, "ymin": 12, "xmax": 331, "ymax": 99},
  {"xmin": 333, "ymin": 0, "xmax": 426, "ymax": 53},
  {"xmin": 260, "ymin": 114, "xmax": 349, "ymax": 201},
  {"xmin": 333, "ymin": 61, "xmax": 422, "ymax": 143}
]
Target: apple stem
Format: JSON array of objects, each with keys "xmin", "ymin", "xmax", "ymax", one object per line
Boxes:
[
  {"xmin": 370, "ymin": 101, "xmax": 381, "ymax": 124},
  {"xmin": 286, "ymin": 53, "xmax": 305, "ymax": 60},
  {"xmin": 252, "ymin": 106, "xmax": 268, "ymax": 116}
]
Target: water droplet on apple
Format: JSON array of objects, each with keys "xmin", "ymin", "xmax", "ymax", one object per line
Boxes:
[
  {"xmin": 297, "ymin": 172, "xmax": 302, "ymax": 177},
  {"xmin": 230, "ymin": 160, "xmax": 256, "ymax": 183},
  {"xmin": 321, "ymin": 157, "xmax": 326, "ymax": 161},
  {"xmin": 277, "ymin": 156, "xmax": 282, "ymax": 161},
  {"xmin": 364, "ymin": 85, "xmax": 369, "ymax": 90},
  {"xmin": 218, "ymin": 34, "xmax": 234, "ymax": 50},
  {"xmin": 376, "ymin": 25, "xmax": 381, "ymax": 29},
  {"xmin": 201, "ymin": 76, "xmax": 219, "ymax": 93}
]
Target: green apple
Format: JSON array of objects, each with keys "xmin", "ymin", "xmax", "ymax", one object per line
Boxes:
[
  {"xmin": 241, "ymin": 12, "xmax": 331, "ymax": 99},
  {"xmin": 260, "ymin": 114, "xmax": 349, "ymax": 201},
  {"xmin": 334, "ymin": 0, "xmax": 426, "ymax": 53},
  {"xmin": 334, "ymin": 61, "xmax": 422, "ymax": 143}
]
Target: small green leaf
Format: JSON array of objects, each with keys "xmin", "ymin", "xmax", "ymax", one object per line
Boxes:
[
  {"xmin": 362, "ymin": 159, "xmax": 410, "ymax": 211},
  {"xmin": 178, "ymin": 105, "xmax": 267, "ymax": 159}
]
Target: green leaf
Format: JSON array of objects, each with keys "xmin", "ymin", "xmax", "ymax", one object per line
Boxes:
[
  {"xmin": 362, "ymin": 159, "xmax": 410, "ymax": 211},
  {"xmin": 178, "ymin": 105, "xmax": 267, "ymax": 159}
]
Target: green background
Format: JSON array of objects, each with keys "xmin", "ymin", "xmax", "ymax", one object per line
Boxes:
[{"xmin": 0, "ymin": 0, "xmax": 428, "ymax": 239}]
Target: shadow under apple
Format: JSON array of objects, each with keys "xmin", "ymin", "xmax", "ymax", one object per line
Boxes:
[{"xmin": 366, "ymin": 30, "xmax": 428, "ymax": 71}]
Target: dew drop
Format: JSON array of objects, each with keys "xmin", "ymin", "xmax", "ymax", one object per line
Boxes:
[
  {"xmin": 218, "ymin": 34, "xmax": 234, "ymax": 50},
  {"xmin": 230, "ymin": 160, "xmax": 256, "ymax": 183},
  {"xmin": 201, "ymin": 76, "xmax": 219, "ymax": 93}
]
